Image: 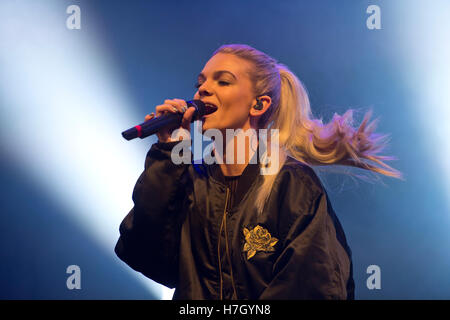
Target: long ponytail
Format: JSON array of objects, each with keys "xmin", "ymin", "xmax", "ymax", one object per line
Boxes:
[{"xmin": 213, "ymin": 44, "xmax": 403, "ymax": 214}]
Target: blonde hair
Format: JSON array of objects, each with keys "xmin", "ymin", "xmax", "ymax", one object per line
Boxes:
[{"xmin": 213, "ymin": 44, "xmax": 403, "ymax": 214}]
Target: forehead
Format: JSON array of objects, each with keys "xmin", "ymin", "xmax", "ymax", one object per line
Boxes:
[{"xmin": 200, "ymin": 53, "xmax": 252, "ymax": 79}]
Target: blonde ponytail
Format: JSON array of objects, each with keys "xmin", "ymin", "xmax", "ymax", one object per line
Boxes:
[{"xmin": 213, "ymin": 44, "xmax": 403, "ymax": 215}]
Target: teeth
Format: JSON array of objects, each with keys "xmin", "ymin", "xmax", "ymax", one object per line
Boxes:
[{"xmin": 203, "ymin": 103, "xmax": 218, "ymax": 115}]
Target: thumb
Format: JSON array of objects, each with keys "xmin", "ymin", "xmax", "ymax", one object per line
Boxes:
[{"xmin": 181, "ymin": 107, "xmax": 197, "ymax": 130}]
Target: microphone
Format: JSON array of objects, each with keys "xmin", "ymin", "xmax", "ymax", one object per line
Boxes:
[{"xmin": 121, "ymin": 100, "xmax": 206, "ymax": 141}]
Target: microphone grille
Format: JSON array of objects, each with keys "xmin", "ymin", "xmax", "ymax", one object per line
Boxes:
[{"xmin": 187, "ymin": 100, "xmax": 206, "ymax": 119}]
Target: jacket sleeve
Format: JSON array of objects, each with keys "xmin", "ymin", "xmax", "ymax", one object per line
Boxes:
[
  {"xmin": 114, "ymin": 140, "xmax": 191, "ymax": 289},
  {"xmin": 259, "ymin": 166, "xmax": 354, "ymax": 300}
]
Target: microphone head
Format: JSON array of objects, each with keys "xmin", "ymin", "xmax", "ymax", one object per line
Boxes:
[{"xmin": 186, "ymin": 100, "xmax": 206, "ymax": 120}]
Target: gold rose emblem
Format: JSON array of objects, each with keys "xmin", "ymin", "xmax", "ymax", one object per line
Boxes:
[{"xmin": 243, "ymin": 225, "xmax": 278, "ymax": 260}]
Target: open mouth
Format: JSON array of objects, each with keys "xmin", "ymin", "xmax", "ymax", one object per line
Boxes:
[{"xmin": 203, "ymin": 103, "xmax": 218, "ymax": 116}]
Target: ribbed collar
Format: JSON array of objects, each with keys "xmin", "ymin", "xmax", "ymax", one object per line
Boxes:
[{"xmin": 207, "ymin": 144, "xmax": 261, "ymax": 210}]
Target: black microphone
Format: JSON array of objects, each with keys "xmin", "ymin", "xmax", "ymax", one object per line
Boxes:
[{"xmin": 121, "ymin": 100, "xmax": 206, "ymax": 141}]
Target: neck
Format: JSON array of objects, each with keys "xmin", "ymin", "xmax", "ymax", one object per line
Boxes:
[{"xmin": 213, "ymin": 128, "xmax": 259, "ymax": 177}]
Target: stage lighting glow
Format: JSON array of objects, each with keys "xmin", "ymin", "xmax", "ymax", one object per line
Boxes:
[
  {"xmin": 0, "ymin": 0, "xmax": 170, "ymax": 298},
  {"xmin": 393, "ymin": 0, "xmax": 450, "ymax": 206}
]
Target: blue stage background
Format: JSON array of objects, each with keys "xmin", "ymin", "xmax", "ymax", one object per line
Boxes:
[{"xmin": 1, "ymin": 0, "xmax": 449, "ymax": 299}]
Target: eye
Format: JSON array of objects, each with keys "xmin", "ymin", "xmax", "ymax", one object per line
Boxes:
[{"xmin": 195, "ymin": 80, "xmax": 230, "ymax": 89}]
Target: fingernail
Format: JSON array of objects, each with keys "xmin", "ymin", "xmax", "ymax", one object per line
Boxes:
[
  {"xmin": 172, "ymin": 107, "xmax": 178, "ymax": 112},
  {"xmin": 182, "ymin": 105, "xmax": 187, "ymax": 112}
]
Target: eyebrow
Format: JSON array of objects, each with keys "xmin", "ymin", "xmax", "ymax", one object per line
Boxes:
[{"xmin": 198, "ymin": 70, "xmax": 237, "ymax": 81}]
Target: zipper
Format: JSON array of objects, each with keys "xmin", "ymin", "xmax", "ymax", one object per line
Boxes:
[
  {"xmin": 217, "ymin": 187, "xmax": 229, "ymax": 300},
  {"xmin": 217, "ymin": 187, "xmax": 238, "ymax": 300}
]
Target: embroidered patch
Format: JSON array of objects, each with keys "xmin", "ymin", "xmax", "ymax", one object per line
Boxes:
[{"xmin": 243, "ymin": 225, "xmax": 278, "ymax": 260}]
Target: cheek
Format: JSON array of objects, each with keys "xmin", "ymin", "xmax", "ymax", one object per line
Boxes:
[
  {"xmin": 220, "ymin": 104, "xmax": 248, "ymax": 124},
  {"xmin": 222, "ymin": 92, "xmax": 251, "ymax": 116}
]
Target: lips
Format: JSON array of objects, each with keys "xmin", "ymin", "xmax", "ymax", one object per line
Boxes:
[{"xmin": 203, "ymin": 103, "xmax": 218, "ymax": 116}]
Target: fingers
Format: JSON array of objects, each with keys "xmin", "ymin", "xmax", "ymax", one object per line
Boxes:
[
  {"xmin": 171, "ymin": 99, "xmax": 189, "ymax": 113},
  {"xmin": 181, "ymin": 106, "xmax": 197, "ymax": 129},
  {"xmin": 144, "ymin": 112, "xmax": 155, "ymax": 121},
  {"xmin": 155, "ymin": 99, "xmax": 188, "ymax": 117},
  {"xmin": 155, "ymin": 104, "xmax": 178, "ymax": 117},
  {"xmin": 148, "ymin": 99, "xmax": 196, "ymax": 142}
]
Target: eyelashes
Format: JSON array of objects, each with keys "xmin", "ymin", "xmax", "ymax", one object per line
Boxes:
[{"xmin": 194, "ymin": 81, "xmax": 230, "ymax": 89}]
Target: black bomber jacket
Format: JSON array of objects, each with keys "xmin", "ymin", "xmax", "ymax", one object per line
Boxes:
[{"xmin": 115, "ymin": 140, "xmax": 355, "ymax": 299}]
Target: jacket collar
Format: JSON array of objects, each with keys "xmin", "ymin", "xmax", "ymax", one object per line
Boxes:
[{"xmin": 207, "ymin": 144, "xmax": 262, "ymax": 209}]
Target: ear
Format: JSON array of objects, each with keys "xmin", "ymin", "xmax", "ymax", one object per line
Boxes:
[{"xmin": 249, "ymin": 95, "xmax": 272, "ymax": 117}]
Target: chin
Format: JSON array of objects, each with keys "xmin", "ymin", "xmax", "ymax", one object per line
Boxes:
[
  {"xmin": 201, "ymin": 115, "xmax": 215, "ymax": 128},
  {"xmin": 201, "ymin": 120, "xmax": 210, "ymax": 133}
]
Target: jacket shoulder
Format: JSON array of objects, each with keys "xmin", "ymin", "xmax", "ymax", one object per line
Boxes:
[{"xmin": 277, "ymin": 156, "xmax": 325, "ymax": 195}]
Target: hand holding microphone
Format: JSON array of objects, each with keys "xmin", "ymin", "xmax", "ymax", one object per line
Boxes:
[
  {"xmin": 148, "ymin": 98, "xmax": 198, "ymax": 143},
  {"xmin": 121, "ymin": 99, "xmax": 206, "ymax": 143}
]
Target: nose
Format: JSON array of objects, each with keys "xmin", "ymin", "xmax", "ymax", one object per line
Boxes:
[{"xmin": 198, "ymin": 82, "xmax": 213, "ymax": 97}]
